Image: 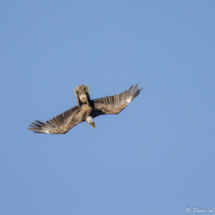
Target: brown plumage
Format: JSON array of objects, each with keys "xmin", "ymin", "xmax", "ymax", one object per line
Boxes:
[{"xmin": 28, "ymin": 84, "xmax": 142, "ymax": 134}]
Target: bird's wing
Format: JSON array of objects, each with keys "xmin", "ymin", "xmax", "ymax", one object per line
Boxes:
[
  {"xmin": 91, "ymin": 84, "xmax": 142, "ymax": 117},
  {"xmin": 28, "ymin": 106, "xmax": 83, "ymax": 134}
]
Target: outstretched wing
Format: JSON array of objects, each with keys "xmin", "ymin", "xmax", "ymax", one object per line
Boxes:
[
  {"xmin": 91, "ymin": 84, "xmax": 142, "ymax": 117},
  {"xmin": 28, "ymin": 106, "xmax": 83, "ymax": 134}
]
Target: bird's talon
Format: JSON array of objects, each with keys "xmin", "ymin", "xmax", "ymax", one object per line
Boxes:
[{"xmin": 75, "ymin": 89, "xmax": 79, "ymax": 96}]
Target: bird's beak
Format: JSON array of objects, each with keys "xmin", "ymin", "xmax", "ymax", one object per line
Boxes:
[{"xmin": 92, "ymin": 122, "xmax": 95, "ymax": 128}]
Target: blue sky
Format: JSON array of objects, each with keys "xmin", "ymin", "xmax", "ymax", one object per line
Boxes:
[{"xmin": 0, "ymin": 1, "xmax": 215, "ymax": 215}]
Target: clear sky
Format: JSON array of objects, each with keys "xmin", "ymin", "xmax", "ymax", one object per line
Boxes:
[{"xmin": 0, "ymin": 1, "xmax": 215, "ymax": 215}]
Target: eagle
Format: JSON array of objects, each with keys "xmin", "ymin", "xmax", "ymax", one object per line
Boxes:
[{"xmin": 28, "ymin": 84, "xmax": 142, "ymax": 134}]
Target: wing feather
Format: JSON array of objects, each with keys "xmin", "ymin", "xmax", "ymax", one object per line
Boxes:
[
  {"xmin": 28, "ymin": 106, "xmax": 83, "ymax": 134},
  {"xmin": 92, "ymin": 84, "xmax": 142, "ymax": 117}
]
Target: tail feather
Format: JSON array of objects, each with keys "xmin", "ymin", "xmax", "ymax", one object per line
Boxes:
[
  {"xmin": 74, "ymin": 84, "xmax": 90, "ymax": 103},
  {"xmin": 74, "ymin": 85, "xmax": 90, "ymax": 96}
]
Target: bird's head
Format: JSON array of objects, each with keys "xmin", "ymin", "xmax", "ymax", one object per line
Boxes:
[{"xmin": 86, "ymin": 116, "xmax": 95, "ymax": 128}]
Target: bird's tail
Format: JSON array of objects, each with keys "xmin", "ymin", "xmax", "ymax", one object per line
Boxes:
[{"xmin": 74, "ymin": 85, "xmax": 90, "ymax": 95}]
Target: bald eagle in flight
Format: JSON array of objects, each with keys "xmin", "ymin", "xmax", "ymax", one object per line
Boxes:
[{"xmin": 28, "ymin": 84, "xmax": 142, "ymax": 134}]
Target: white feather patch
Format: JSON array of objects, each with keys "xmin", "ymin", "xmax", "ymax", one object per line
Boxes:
[{"xmin": 126, "ymin": 97, "xmax": 132, "ymax": 103}]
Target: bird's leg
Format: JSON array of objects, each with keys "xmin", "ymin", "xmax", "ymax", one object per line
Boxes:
[
  {"xmin": 83, "ymin": 87, "xmax": 91, "ymax": 106},
  {"xmin": 75, "ymin": 89, "xmax": 81, "ymax": 110}
]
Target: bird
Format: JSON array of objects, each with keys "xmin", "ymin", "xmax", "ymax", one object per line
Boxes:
[{"xmin": 28, "ymin": 84, "xmax": 143, "ymax": 134}]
